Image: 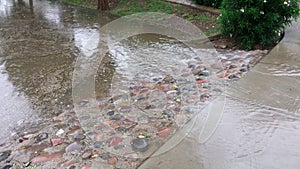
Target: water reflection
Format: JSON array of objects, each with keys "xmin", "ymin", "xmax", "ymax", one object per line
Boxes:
[
  {"xmin": 0, "ymin": 62, "xmax": 32, "ymax": 141},
  {"xmin": 0, "ymin": 0, "xmax": 12, "ymax": 18},
  {"xmin": 43, "ymin": 4, "xmax": 61, "ymax": 24},
  {"xmin": 0, "ymin": 0, "xmax": 114, "ymax": 140},
  {"xmin": 74, "ymin": 27, "xmax": 100, "ymax": 57}
]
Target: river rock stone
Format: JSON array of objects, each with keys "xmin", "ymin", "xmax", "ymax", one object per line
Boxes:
[
  {"xmin": 56, "ymin": 129, "xmax": 65, "ymax": 136},
  {"xmin": 131, "ymin": 138, "xmax": 149, "ymax": 152},
  {"xmin": 228, "ymin": 74, "xmax": 239, "ymax": 79},
  {"xmin": 107, "ymin": 157, "xmax": 118, "ymax": 165},
  {"xmin": 198, "ymin": 70, "xmax": 210, "ymax": 76},
  {"xmin": 109, "ymin": 114, "xmax": 123, "ymax": 121},
  {"xmin": 157, "ymin": 126, "xmax": 172, "ymax": 138},
  {"xmin": 28, "ymin": 144, "xmax": 48, "ymax": 152},
  {"xmin": 0, "ymin": 150, "xmax": 11, "ymax": 162},
  {"xmin": 1, "ymin": 165, "xmax": 12, "ymax": 169},
  {"xmin": 58, "ymin": 159, "xmax": 75, "ymax": 168},
  {"xmin": 93, "ymin": 141, "xmax": 104, "ymax": 148},
  {"xmin": 107, "ymin": 137, "xmax": 122, "ymax": 147},
  {"xmin": 107, "ymin": 111, "xmax": 115, "ymax": 116},
  {"xmin": 229, "ymin": 65, "xmax": 237, "ymax": 69},
  {"xmin": 81, "ymin": 150, "xmax": 92, "ymax": 159},
  {"xmin": 240, "ymin": 68, "xmax": 248, "ymax": 72},
  {"xmin": 81, "ymin": 164, "xmax": 91, "ymax": 169},
  {"xmin": 51, "ymin": 138, "xmax": 64, "ymax": 146},
  {"xmin": 200, "ymin": 93, "xmax": 210, "ymax": 102},
  {"xmin": 34, "ymin": 133, "xmax": 48, "ymax": 143},
  {"xmin": 77, "ymin": 100, "xmax": 89, "ymax": 106},
  {"xmin": 74, "ymin": 134, "xmax": 85, "ymax": 140},
  {"xmin": 163, "ymin": 76, "xmax": 175, "ymax": 83},
  {"xmin": 65, "ymin": 142, "xmax": 84, "ymax": 153},
  {"xmin": 120, "ymin": 106, "xmax": 131, "ymax": 113},
  {"xmin": 99, "ymin": 153, "xmax": 111, "ymax": 160},
  {"xmin": 31, "ymin": 153, "xmax": 62, "ymax": 164}
]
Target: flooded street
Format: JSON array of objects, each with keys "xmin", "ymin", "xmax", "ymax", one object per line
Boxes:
[{"xmin": 1, "ymin": 0, "xmax": 299, "ymax": 168}]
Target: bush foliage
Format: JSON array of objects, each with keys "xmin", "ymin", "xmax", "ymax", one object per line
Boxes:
[
  {"xmin": 193, "ymin": 0, "xmax": 222, "ymax": 8},
  {"xmin": 219, "ymin": 0, "xmax": 300, "ymax": 49}
]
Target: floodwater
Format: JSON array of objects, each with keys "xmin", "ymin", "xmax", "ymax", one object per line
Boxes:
[
  {"xmin": 139, "ymin": 18, "xmax": 300, "ymax": 169},
  {"xmin": 1, "ymin": 0, "xmax": 300, "ymax": 168},
  {"xmin": 0, "ymin": 0, "xmax": 217, "ymax": 149},
  {"xmin": 0, "ymin": 0, "xmax": 117, "ymax": 141}
]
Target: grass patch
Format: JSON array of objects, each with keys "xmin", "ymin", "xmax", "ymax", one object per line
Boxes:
[
  {"xmin": 185, "ymin": 14, "xmax": 215, "ymax": 23},
  {"xmin": 112, "ymin": 0, "xmax": 219, "ymax": 36},
  {"xmin": 50, "ymin": 0, "xmax": 98, "ymax": 8},
  {"xmin": 112, "ymin": 0, "xmax": 177, "ymax": 16},
  {"xmin": 51, "ymin": 0, "xmax": 220, "ymax": 36},
  {"xmin": 205, "ymin": 26, "xmax": 219, "ymax": 36}
]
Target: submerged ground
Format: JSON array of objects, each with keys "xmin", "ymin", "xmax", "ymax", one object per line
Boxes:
[{"xmin": 0, "ymin": 0, "xmax": 300, "ymax": 169}]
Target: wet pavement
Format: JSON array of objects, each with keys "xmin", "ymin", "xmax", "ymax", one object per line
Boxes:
[
  {"xmin": 0, "ymin": 0, "xmax": 290, "ymax": 168},
  {"xmin": 139, "ymin": 16, "xmax": 300, "ymax": 169},
  {"xmin": 0, "ymin": 62, "xmax": 32, "ymax": 141}
]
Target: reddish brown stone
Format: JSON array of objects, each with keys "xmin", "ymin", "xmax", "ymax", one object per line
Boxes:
[
  {"xmin": 19, "ymin": 137, "xmax": 29, "ymax": 143},
  {"xmin": 81, "ymin": 164, "xmax": 91, "ymax": 169},
  {"xmin": 157, "ymin": 126, "xmax": 172, "ymax": 138},
  {"xmin": 31, "ymin": 153, "xmax": 62, "ymax": 164},
  {"xmin": 196, "ymin": 80, "xmax": 209, "ymax": 84},
  {"xmin": 107, "ymin": 157, "xmax": 118, "ymax": 165},
  {"xmin": 107, "ymin": 137, "xmax": 122, "ymax": 147},
  {"xmin": 51, "ymin": 138, "xmax": 64, "ymax": 146},
  {"xmin": 218, "ymin": 73, "xmax": 229, "ymax": 78}
]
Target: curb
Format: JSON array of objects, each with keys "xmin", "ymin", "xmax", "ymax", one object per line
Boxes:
[{"xmin": 164, "ymin": 0, "xmax": 220, "ymax": 15}]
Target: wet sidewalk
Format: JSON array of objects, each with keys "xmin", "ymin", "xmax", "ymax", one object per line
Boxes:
[{"xmin": 139, "ymin": 18, "xmax": 300, "ymax": 169}]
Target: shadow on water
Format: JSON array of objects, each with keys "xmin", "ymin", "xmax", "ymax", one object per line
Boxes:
[{"xmin": 0, "ymin": 0, "xmax": 118, "ymax": 141}]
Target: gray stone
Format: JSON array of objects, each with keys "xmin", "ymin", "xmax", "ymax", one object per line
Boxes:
[
  {"xmin": 196, "ymin": 70, "xmax": 210, "ymax": 76},
  {"xmin": 73, "ymin": 134, "xmax": 85, "ymax": 140},
  {"xmin": 34, "ymin": 133, "xmax": 48, "ymax": 143},
  {"xmin": 131, "ymin": 138, "xmax": 149, "ymax": 152},
  {"xmin": 1, "ymin": 165, "xmax": 12, "ymax": 169},
  {"xmin": 100, "ymin": 153, "xmax": 111, "ymax": 160},
  {"xmin": 65, "ymin": 142, "xmax": 84, "ymax": 153},
  {"xmin": 0, "ymin": 150, "xmax": 11, "ymax": 162}
]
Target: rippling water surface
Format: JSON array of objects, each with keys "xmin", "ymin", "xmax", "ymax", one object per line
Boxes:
[{"xmin": 1, "ymin": 0, "xmax": 300, "ymax": 168}]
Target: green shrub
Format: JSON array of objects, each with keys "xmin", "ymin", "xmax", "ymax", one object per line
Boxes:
[
  {"xmin": 219, "ymin": 0, "xmax": 300, "ymax": 49},
  {"xmin": 193, "ymin": 0, "xmax": 222, "ymax": 8}
]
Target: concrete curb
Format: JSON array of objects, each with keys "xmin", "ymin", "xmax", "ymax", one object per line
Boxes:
[{"xmin": 164, "ymin": 0, "xmax": 220, "ymax": 15}]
